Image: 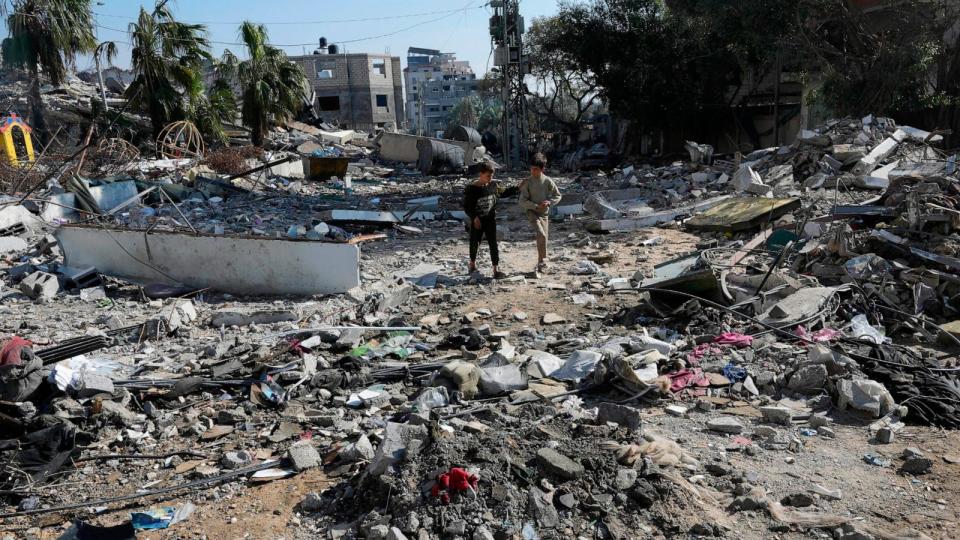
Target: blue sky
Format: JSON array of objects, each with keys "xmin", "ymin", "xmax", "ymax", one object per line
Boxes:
[{"xmin": 50, "ymin": 0, "xmax": 559, "ymax": 75}]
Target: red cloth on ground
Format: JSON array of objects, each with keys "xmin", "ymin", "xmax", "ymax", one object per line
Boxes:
[
  {"xmin": 0, "ymin": 336, "xmax": 33, "ymax": 367},
  {"xmin": 431, "ymin": 467, "xmax": 479, "ymax": 504}
]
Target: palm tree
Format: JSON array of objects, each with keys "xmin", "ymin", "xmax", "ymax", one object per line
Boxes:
[
  {"xmin": 126, "ymin": 2, "xmax": 213, "ymax": 138},
  {"xmin": 217, "ymin": 22, "xmax": 307, "ymax": 146},
  {"xmin": 1, "ymin": 0, "xmax": 97, "ymax": 140}
]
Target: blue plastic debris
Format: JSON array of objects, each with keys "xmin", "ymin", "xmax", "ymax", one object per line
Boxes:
[
  {"xmin": 862, "ymin": 453, "xmax": 891, "ymax": 467},
  {"xmin": 130, "ymin": 502, "xmax": 195, "ymax": 530},
  {"xmin": 722, "ymin": 363, "xmax": 748, "ymax": 383},
  {"xmin": 311, "ymin": 147, "xmax": 342, "ymax": 157},
  {"xmin": 131, "ymin": 506, "xmax": 176, "ymax": 530}
]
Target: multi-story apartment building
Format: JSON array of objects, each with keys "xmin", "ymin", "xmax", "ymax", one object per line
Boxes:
[{"xmin": 403, "ymin": 47, "xmax": 479, "ymax": 136}]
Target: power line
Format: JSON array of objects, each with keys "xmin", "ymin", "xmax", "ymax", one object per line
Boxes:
[
  {"xmin": 440, "ymin": 1, "xmax": 477, "ymax": 51},
  {"xmin": 93, "ymin": 3, "xmax": 482, "ymax": 49},
  {"xmin": 92, "ymin": 6, "xmax": 485, "ymax": 26}
]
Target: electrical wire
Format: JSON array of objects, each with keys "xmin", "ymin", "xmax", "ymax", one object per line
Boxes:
[
  {"xmin": 440, "ymin": 0, "xmax": 477, "ymax": 51},
  {"xmin": 92, "ymin": 3, "xmax": 483, "ymax": 48},
  {"xmin": 9, "ymin": 3, "xmax": 485, "ymax": 49},
  {"xmin": 0, "ymin": 460, "xmax": 280, "ymax": 519},
  {"xmin": 92, "ymin": 6, "xmax": 486, "ymax": 26}
]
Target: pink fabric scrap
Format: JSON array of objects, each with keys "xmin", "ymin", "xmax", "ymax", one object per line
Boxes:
[
  {"xmin": 713, "ymin": 332, "xmax": 754, "ymax": 347},
  {"xmin": 666, "ymin": 368, "xmax": 709, "ymax": 393},
  {"xmin": 795, "ymin": 326, "xmax": 843, "ymax": 343}
]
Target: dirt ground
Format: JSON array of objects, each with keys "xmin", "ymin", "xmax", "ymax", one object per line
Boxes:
[{"xmin": 4, "ymin": 177, "xmax": 960, "ymax": 540}]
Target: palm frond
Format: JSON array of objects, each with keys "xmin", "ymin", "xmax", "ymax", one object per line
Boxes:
[{"xmin": 127, "ymin": 3, "xmax": 217, "ymax": 139}]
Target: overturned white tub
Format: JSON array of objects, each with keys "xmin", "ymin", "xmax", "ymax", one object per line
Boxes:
[{"xmin": 55, "ymin": 225, "xmax": 361, "ymax": 295}]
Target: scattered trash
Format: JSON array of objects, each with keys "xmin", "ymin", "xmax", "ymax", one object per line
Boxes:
[{"xmin": 130, "ymin": 502, "xmax": 195, "ymax": 530}]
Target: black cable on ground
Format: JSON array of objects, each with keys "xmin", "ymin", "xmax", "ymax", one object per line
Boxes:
[{"xmin": 0, "ymin": 460, "xmax": 280, "ymax": 519}]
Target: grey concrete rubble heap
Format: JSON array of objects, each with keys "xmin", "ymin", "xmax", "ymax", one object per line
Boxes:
[{"xmin": 1, "ymin": 113, "xmax": 960, "ymax": 540}]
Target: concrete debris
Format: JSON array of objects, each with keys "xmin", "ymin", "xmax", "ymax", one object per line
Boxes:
[
  {"xmin": 707, "ymin": 417, "xmax": 744, "ymax": 434},
  {"xmin": 535, "ymin": 447, "xmax": 585, "ymax": 480},
  {"xmin": 19, "ymin": 271, "xmax": 59, "ymax": 300},
  {"xmin": 288, "ymin": 441, "xmax": 322, "ymax": 471},
  {"xmin": 2, "ymin": 109, "xmax": 959, "ymax": 540},
  {"xmin": 367, "ymin": 423, "xmax": 428, "ymax": 477},
  {"xmin": 597, "ymin": 402, "xmax": 642, "ymax": 430}
]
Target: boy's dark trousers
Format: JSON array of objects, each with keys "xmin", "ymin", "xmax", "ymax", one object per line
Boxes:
[{"xmin": 469, "ymin": 213, "xmax": 499, "ymax": 266}]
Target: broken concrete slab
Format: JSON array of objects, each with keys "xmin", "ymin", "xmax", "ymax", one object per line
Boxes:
[
  {"xmin": 288, "ymin": 441, "xmax": 321, "ymax": 471},
  {"xmin": 939, "ymin": 320, "xmax": 960, "ymax": 345},
  {"xmin": 0, "ymin": 204, "xmax": 40, "ymax": 236},
  {"xmin": 685, "ymin": 197, "xmax": 801, "ymax": 232},
  {"xmin": 317, "ymin": 209, "xmax": 437, "ymax": 226},
  {"xmin": 853, "ymin": 130, "xmax": 904, "ymax": 175},
  {"xmin": 319, "ymin": 129, "xmax": 358, "ymax": 145},
  {"xmin": 597, "ymin": 402, "xmax": 641, "ymax": 430},
  {"xmin": 797, "ymin": 129, "xmax": 831, "ymax": 146},
  {"xmin": 855, "ymin": 160, "xmax": 898, "ymax": 189},
  {"xmin": 583, "ymin": 188, "xmax": 650, "ymax": 219},
  {"xmin": 41, "ymin": 192, "xmax": 80, "ymax": 223},
  {"xmin": 55, "ymin": 225, "xmax": 361, "ymax": 295},
  {"xmin": 87, "ymin": 181, "xmax": 140, "ymax": 214},
  {"xmin": 731, "ymin": 165, "xmax": 765, "ymax": 193},
  {"xmin": 585, "ymin": 195, "xmax": 731, "ymax": 233},
  {"xmin": 271, "ymin": 156, "xmax": 307, "ymax": 179},
  {"xmin": 831, "ymin": 144, "xmax": 867, "ymax": 163},
  {"xmin": 707, "ymin": 417, "xmax": 744, "ymax": 434},
  {"xmin": 367, "ymin": 422, "xmax": 428, "ymax": 477},
  {"xmin": 888, "ymin": 160, "xmax": 947, "ymax": 182},
  {"xmin": 899, "ymin": 125, "xmax": 943, "ymax": 143},
  {"xmin": 536, "ymin": 447, "xmax": 584, "ymax": 480},
  {"xmin": 396, "ymin": 263, "xmax": 443, "ymax": 288},
  {"xmin": 0, "ymin": 236, "xmax": 28, "ymax": 254},
  {"xmin": 759, "ymin": 286, "xmax": 842, "ymax": 329},
  {"xmin": 641, "ymin": 251, "xmax": 718, "ymax": 296},
  {"xmin": 209, "ymin": 310, "xmax": 299, "ymax": 328}
]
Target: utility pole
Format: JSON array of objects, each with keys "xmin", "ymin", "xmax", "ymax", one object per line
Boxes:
[
  {"xmin": 94, "ymin": 43, "xmax": 109, "ymax": 112},
  {"xmin": 490, "ymin": 0, "xmax": 529, "ymax": 169},
  {"xmin": 417, "ymin": 89, "xmax": 425, "ymax": 137},
  {"xmin": 93, "ymin": 12, "xmax": 109, "ymax": 112},
  {"xmin": 773, "ymin": 47, "xmax": 782, "ymax": 146}
]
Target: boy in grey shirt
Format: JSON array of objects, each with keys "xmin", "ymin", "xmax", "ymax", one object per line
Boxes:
[{"xmin": 518, "ymin": 153, "xmax": 561, "ymax": 273}]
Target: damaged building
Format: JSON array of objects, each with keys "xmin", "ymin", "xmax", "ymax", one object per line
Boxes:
[
  {"xmin": 291, "ymin": 42, "xmax": 405, "ymax": 132},
  {"xmin": 403, "ymin": 47, "xmax": 480, "ymax": 137}
]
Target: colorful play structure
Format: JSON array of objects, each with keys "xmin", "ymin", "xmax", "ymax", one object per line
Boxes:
[{"xmin": 1, "ymin": 113, "xmax": 36, "ymax": 166}]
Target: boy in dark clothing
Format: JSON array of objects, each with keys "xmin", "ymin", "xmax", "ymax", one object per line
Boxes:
[{"xmin": 463, "ymin": 161, "xmax": 505, "ymax": 278}]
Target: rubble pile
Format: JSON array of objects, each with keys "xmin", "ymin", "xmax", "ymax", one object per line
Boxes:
[{"xmin": 1, "ymin": 113, "xmax": 960, "ymax": 540}]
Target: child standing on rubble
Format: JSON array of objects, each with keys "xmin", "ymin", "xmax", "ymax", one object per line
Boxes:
[
  {"xmin": 518, "ymin": 152, "xmax": 562, "ymax": 274},
  {"xmin": 463, "ymin": 161, "xmax": 506, "ymax": 279}
]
